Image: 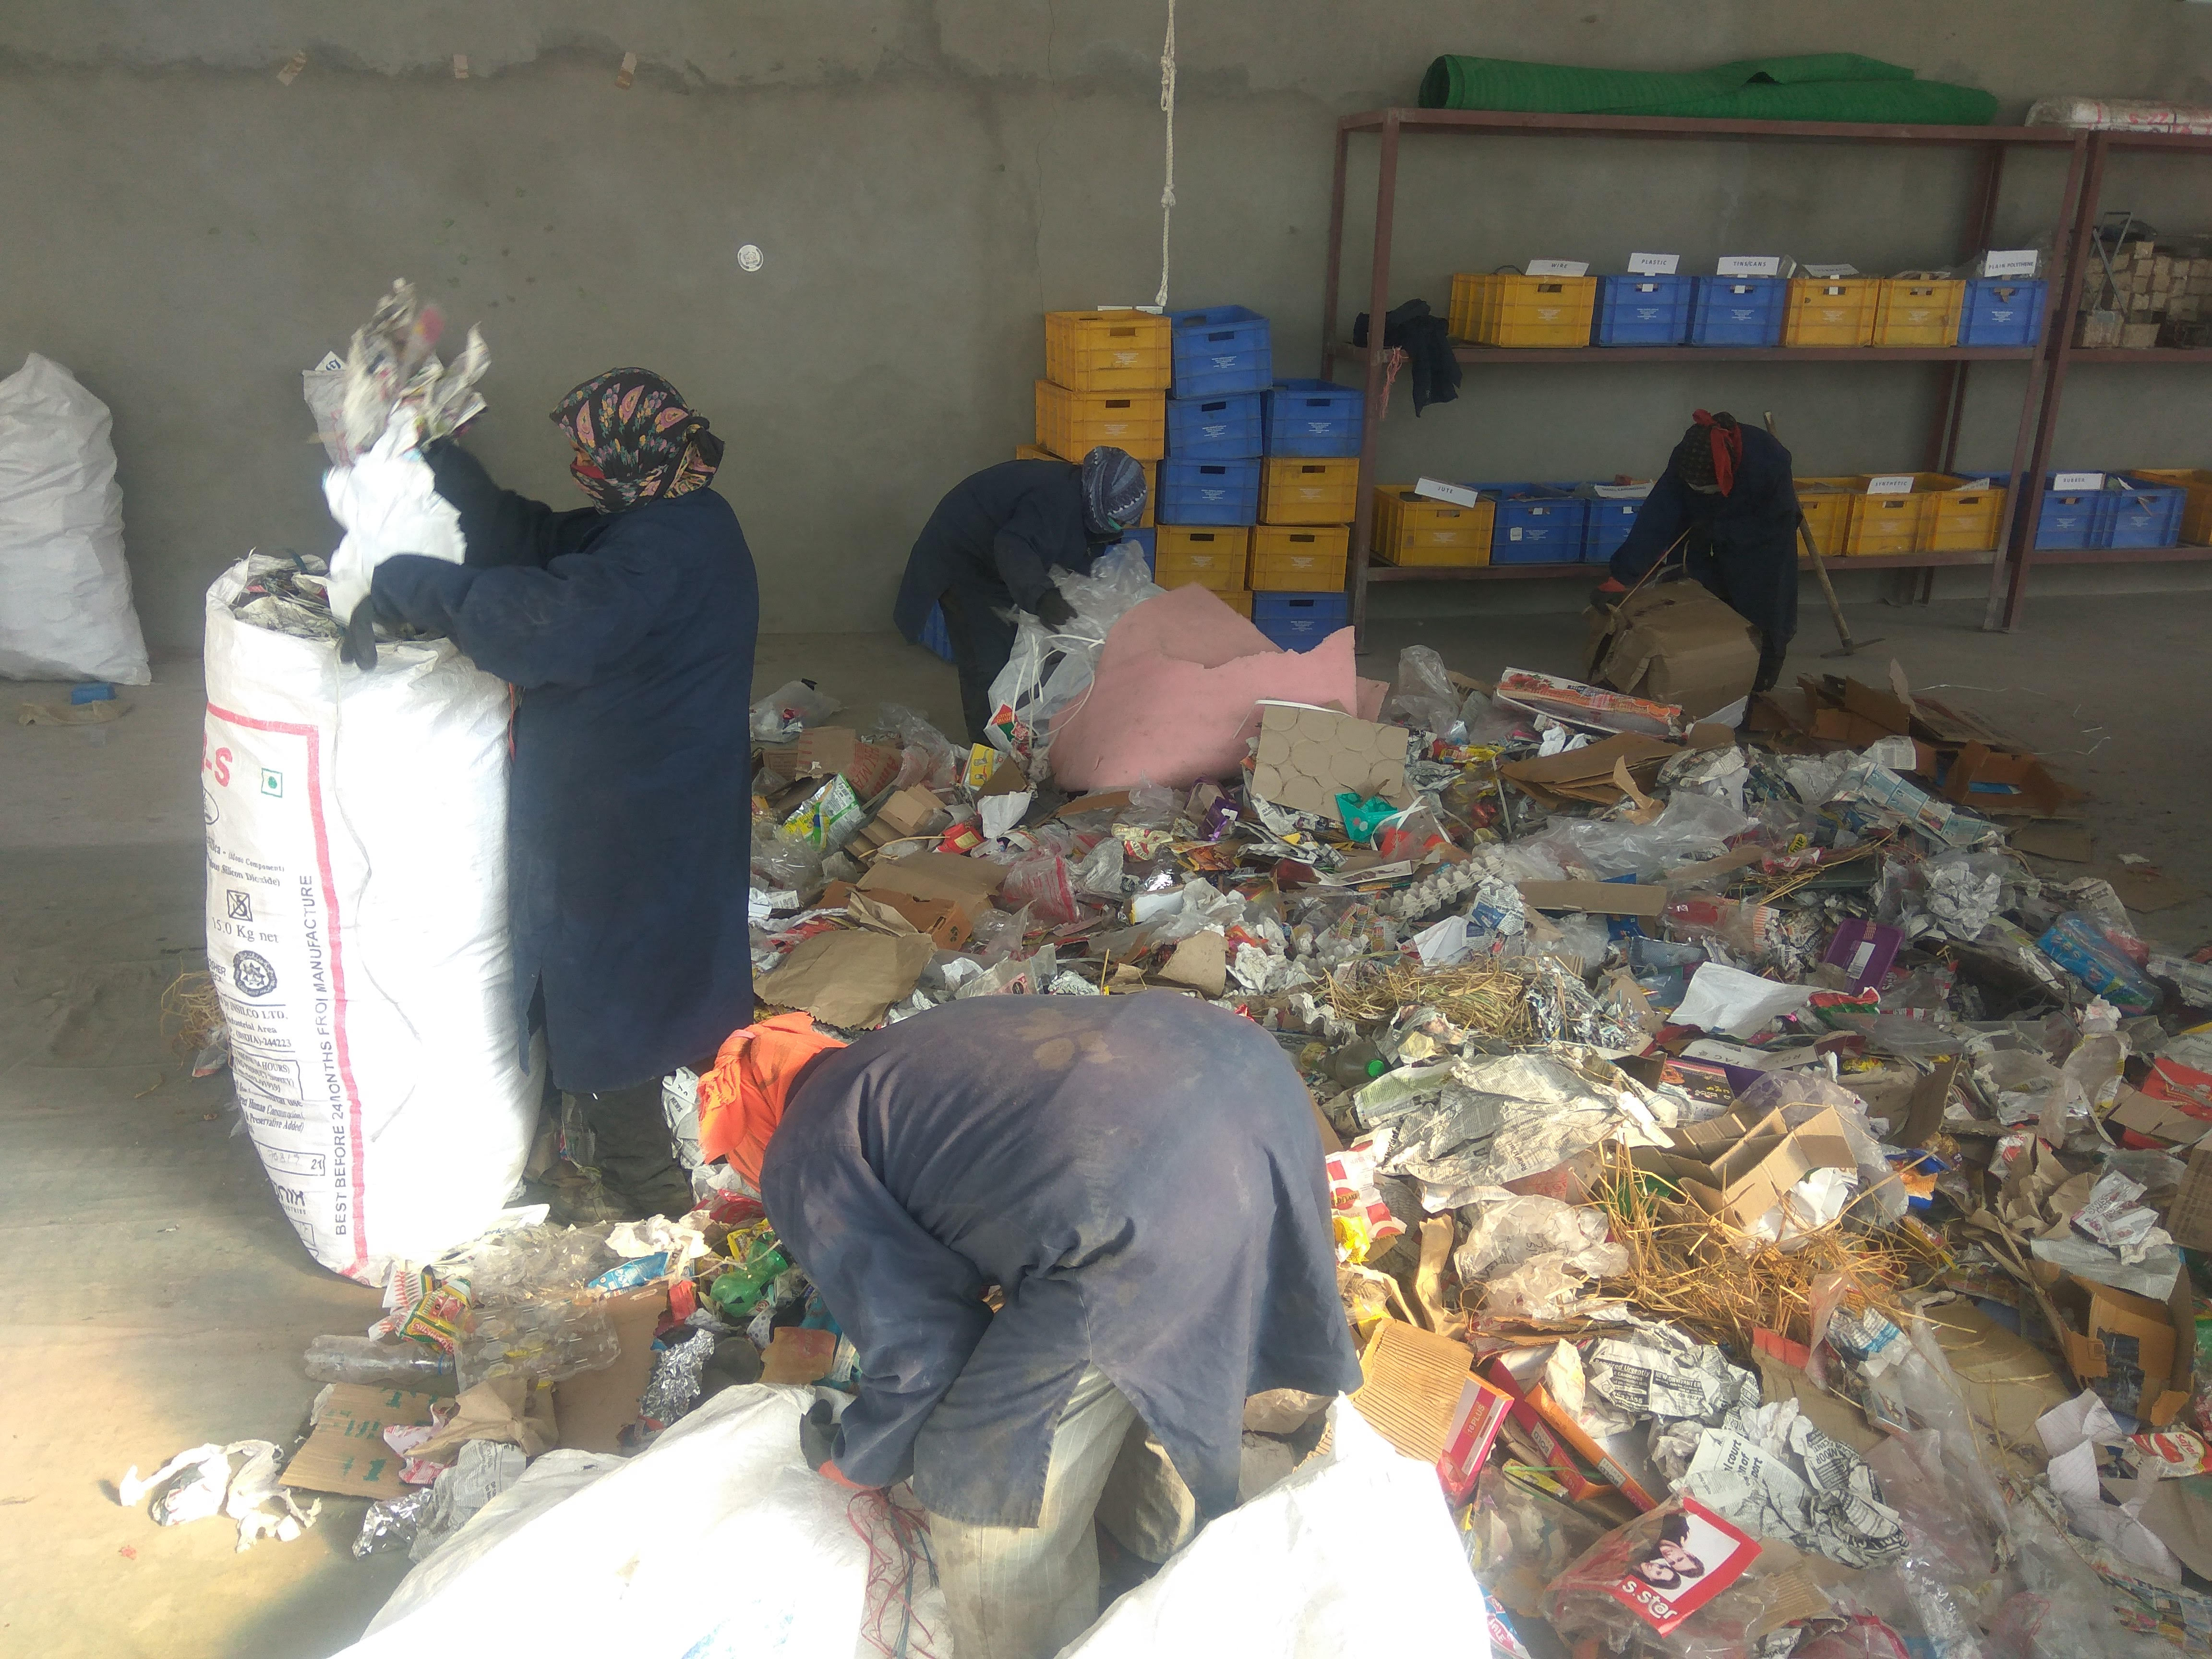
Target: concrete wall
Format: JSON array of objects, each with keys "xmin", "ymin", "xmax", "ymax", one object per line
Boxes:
[{"xmin": 4, "ymin": 2, "xmax": 2212, "ymax": 652}]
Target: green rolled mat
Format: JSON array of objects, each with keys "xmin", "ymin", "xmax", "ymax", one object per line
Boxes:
[{"xmin": 1417, "ymin": 52, "xmax": 1998, "ymax": 126}]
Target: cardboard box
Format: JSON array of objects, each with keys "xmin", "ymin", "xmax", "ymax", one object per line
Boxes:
[
  {"xmin": 554, "ymin": 1287, "xmax": 667, "ymax": 1453},
  {"xmin": 1345, "ymin": 1320, "xmax": 1475, "ymax": 1463},
  {"xmin": 1248, "ymin": 703, "xmax": 1412, "ymax": 825},
  {"xmin": 824, "ymin": 881, "xmax": 974, "ymax": 949},
  {"xmin": 1587, "ymin": 582, "xmax": 1759, "ymax": 722},
  {"xmin": 2047, "ymin": 1273, "xmax": 2196, "ymax": 1426},
  {"xmin": 757, "ymin": 728, "xmax": 901, "ymax": 800},
  {"xmin": 855, "ymin": 850, "xmax": 1007, "ymax": 925},
  {"xmin": 2107, "ymin": 1088, "xmax": 2212, "ymax": 1152},
  {"xmin": 1646, "ymin": 1105, "xmax": 1858, "ymax": 1231},
  {"xmin": 1940, "ymin": 742, "xmax": 2082, "ymax": 819},
  {"xmin": 281, "ymin": 1384, "xmax": 442, "ymax": 1499},
  {"xmin": 1517, "ymin": 879, "xmax": 1668, "ymax": 919}
]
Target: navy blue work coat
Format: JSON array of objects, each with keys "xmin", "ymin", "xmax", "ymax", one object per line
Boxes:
[
  {"xmin": 891, "ymin": 458, "xmax": 1104, "ymax": 639},
  {"xmin": 760, "ymin": 993, "xmax": 1362, "ymax": 1528},
  {"xmin": 1610, "ymin": 424, "xmax": 1801, "ymax": 664},
  {"xmin": 371, "ymin": 445, "xmax": 758, "ymax": 1093}
]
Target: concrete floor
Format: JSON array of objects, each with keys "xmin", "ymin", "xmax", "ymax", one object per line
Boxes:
[{"xmin": 2, "ymin": 595, "xmax": 2207, "ymax": 1657}]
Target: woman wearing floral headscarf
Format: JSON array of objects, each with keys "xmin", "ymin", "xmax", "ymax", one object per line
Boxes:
[{"xmin": 369, "ymin": 369, "xmax": 757, "ymax": 1221}]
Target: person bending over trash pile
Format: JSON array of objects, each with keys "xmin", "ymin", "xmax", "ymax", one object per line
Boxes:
[
  {"xmin": 695, "ymin": 992, "xmax": 1361, "ymax": 1659},
  {"xmin": 366, "ymin": 369, "xmax": 758, "ymax": 1222}
]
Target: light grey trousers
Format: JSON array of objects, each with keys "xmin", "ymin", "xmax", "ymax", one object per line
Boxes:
[{"xmin": 927, "ymin": 1365, "xmax": 1195, "ymax": 1659}]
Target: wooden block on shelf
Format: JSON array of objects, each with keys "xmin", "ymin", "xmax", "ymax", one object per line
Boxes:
[
  {"xmin": 2122, "ymin": 322, "xmax": 2163, "ymax": 349},
  {"xmin": 2076, "ymin": 311, "xmax": 2124, "ymax": 348}
]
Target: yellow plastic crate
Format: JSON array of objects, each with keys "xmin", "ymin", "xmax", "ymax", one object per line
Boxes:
[
  {"xmin": 1917, "ymin": 473, "xmax": 2007, "ymax": 552},
  {"xmin": 1793, "ymin": 478, "xmax": 1858, "ymax": 556},
  {"xmin": 1372, "ymin": 485, "xmax": 1494, "ymax": 567},
  {"xmin": 2130, "ymin": 468, "xmax": 2212, "ymax": 544},
  {"xmin": 1472, "ymin": 274, "xmax": 1598, "ymax": 348},
  {"xmin": 1782, "ymin": 278, "xmax": 1879, "ymax": 347},
  {"xmin": 1842, "ymin": 481, "xmax": 1934, "ymax": 555},
  {"xmin": 1153, "ymin": 525, "xmax": 1250, "ymax": 592},
  {"xmin": 1446, "ymin": 273, "xmax": 1491, "ymax": 341},
  {"xmin": 1014, "ymin": 444, "xmax": 1154, "ymax": 526},
  {"xmin": 1033, "ymin": 381, "xmax": 1166, "ymax": 462},
  {"xmin": 1043, "ymin": 311, "xmax": 1172, "ymax": 393},
  {"xmin": 1215, "ymin": 589, "xmax": 1254, "ymax": 618},
  {"xmin": 1261, "ymin": 457, "xmax": 1359, "ymax": 525},
  {"xmin": 1872, "ymin": 279, "xmax": 1965, "ymax": 348},
  {"xmin": 1250, "ymin": 525, "xmax": 1349, "ymax": 591}
]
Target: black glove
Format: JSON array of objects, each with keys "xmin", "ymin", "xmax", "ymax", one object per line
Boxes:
[
  {"xmin": 1033, "ymin": 587, "xmax": 1077, "ymax": 630},
  {"xmin": 799, "ymin": 1398, "xmax": 839, "ymax": 1472}
]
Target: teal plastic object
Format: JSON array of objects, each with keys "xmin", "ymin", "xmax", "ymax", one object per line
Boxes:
[{"xmin": 1336, "ymin": 793, "xmax": 1397, "ymax": 845}]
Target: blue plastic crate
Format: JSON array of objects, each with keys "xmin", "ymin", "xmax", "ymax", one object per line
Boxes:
[
  {"xmin": 918, "ymin": 602, "xmax": 955, "ymax": 662},
  {"xmin": 1251, "ymin": 591, "xmax": 1349, "ymax": 651},
  {"xmin": 1263, "ymin": 380, "xmax": 1364, "ymax": 457},
  {"xmin": 1166, "ymin": 392, "xmax": 1264, "ymax": 461},
  {"xmin": 1995, "ymin": 473, "xmax": 2101, "ymax": 550},
  {"xmin": 1167, "ymin": 306, "xmax": 1273, "ymax": 397},
  {"xmin": 2102, "ymin": 474, "xmax": 2186, "ymax": 549},
  {"xmin": 1592, "ymin": 276, "xmax": 1693, "ymax": 346},
  {"xmin": 1110, "ymin": 527, "xmax": 1157, "ymax": 573},
  {"xmin": 1156, "ymin": 459, "xmax": 1261, "ymax": 526},
  {"xmin": 1470, "ymin": 482, "xmax": 1589, "ymax": 564},
  {"xmin": 1581, "ymin": 493, "xmax": 1649, "ymax": 563},
  {"xmin": 1687, "ymin": 276, "xmax": 1786, "ymax": 347},
  {"xmin": 1957, "ymin": 278, "xmax": 2047, "ymax": 348}
]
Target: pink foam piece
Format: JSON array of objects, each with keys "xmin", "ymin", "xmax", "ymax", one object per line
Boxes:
[{"xmin": 1051, "ymin": 586, "xmax": 1360, "ymax": 789}]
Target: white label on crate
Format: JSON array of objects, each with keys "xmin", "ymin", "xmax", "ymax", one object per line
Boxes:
[
  {"xmin": 1957, "ymin": 478, "xmax": 1994, "ymax": 491},
  {"xmin": 1627, "ymin": 252, "xmax": 1680, "ymax": 275},
  {"xmin": 1525, "ymin": 259, "xmax": 1589, "ymax": 276},
  {"xmin": 1865, "ymin": 475, "xmax": 1916, "ymax": 495},
  {"xmin": 2053, "ymin": 471, "xmax": 2105, "ymax": 491},
  {"xmin": 1508, "ymin": 527, "xmax": 1524, "ymax": 540},
  {"xmin": 1095, "ymin": 303, "xmax": 1167, "ymax": 314},
  {"xmin": 1414, "ymin": 477, "xmax": 1483, "ymax": 507},
  {"xmin": 1801, "ymin": 262, "xmax": 1860, "ymax": 278},
  {"xmin": 1983, "ymin": 250, "xmax": 2040, "ymax": 278},
  {"xmin": 1717, "ymin": 255, "xmax": 1783, "ymax": 276}
]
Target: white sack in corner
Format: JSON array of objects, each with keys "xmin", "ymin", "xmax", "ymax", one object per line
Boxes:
[{"xmin": 0, "ymin": 353, "xmax": 150, "ymax": 683}]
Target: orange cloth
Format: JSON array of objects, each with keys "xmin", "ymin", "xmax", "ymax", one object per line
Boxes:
[{"xmin": 695, "ymin": 1011, "xmax": 848, "ymax": 1185}]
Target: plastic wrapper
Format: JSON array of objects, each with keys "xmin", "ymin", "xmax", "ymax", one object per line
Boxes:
[
  {"xmin": 637, "ymin": 1328, "xmax": 718, "ymax": 1431},
  {"xmin": 456, "ymin": 1299, "xmax": 621, "ymax": 1391},
  {"xmin": 353, "ymin": 1486, "xmax": 436, "ymax": 1558},
  {"xmin": 749, "ymin": 678, "xmax": 842, "ymax": 743},
  {"xmin": 1463, "ymin": 1466, "xmax": 1611, "ymax": 1617},
  {"xmin": 1384, "ymin": 644, "xmax": 1462, "ymax": 738},
  {"xmin": 2038, "ymin": 913, "xmax": 2162, "ymax": 1014},
  {"xmin": 1072, "ymin": 835, "xmax": 1126, "ymax": 898},
  {"xmin": 1664, "ymin": 896, "xmax": 1823, "ymax": 977},
  {"xmin": 752, "ymin": 827, "xmax": 825, "ymax": 895},
  {"xmin": 1541, "ymin": 1497, "xmax": 1777, "ymax": 1656},
  {"xmin": 965, "ymin": 903, "xmax": 1031, "ymax": 958},
  {"xmin": 998, "ymin": 847, "xmax": 1083, "ymax": 926},
  {"xmin": 983, "ymin": 543, "xmax": 1160, "ymax": 772},
  {"xmin": 1537, "ymin": 791, "xmax": 1754, "ymax": 880},
  {"xmin": 866, "ymin": 703, "xmax": 962, "ymax": 792}
]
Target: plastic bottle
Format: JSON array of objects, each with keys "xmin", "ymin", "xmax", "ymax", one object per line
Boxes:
[
  {"xmin": 303, "ymin": 1334, "xmax": 457, "ymax": 1391},
  {"xmin": 1328, "ymin": 1039, "xmax": 1388, "ymax": 1089}
]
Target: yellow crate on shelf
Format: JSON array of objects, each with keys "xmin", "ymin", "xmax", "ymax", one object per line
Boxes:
[
  {"xmin": 1917, "ymin": 474, "xmax": 2007, "ymax": 551},
  {"xmin": 1014, "ymin": 444, "xmax": 1154, "ymax": 526},
  {"xmin": 1842, "ymin": 481, "xmax": 1934, "ymax": 555},
  {"xmin": 1043, "ymin": 310, "xmax": 1172, "ymax": 392},
  {"xmin": 1261, "ymin": 457, "xmax": 1359, "ymax": 524},
  {"xmin": 1446, "ymin": 273, "xmax": 1491, "ymax": 341},
  {"xmin": 1793, "ymin": 477, "xmax": 1859, "ymax": 556},
  {"xmin": 1782, "ymin": 278, "xmax": 1879, "ymax": 347},
  {"xmin": 1372, "ymin": 485, "xmax": 1494, "ymax": 567},
  {"xmin": 2130, "ymin": 468, "xmax": 2212, "ymax": 544},
  {"xmin": 1034, "ymin": 381, "xmax": 1166, "ymax": 462},
  {"xmin": 1153, "ymin": 525, "xmax": 1250, "ymax": 592},
  {"xmin": 1250, "ymin": 525, "xmax": 1349, "ymax": 591},
  {"xmin": 1469, "ymin": 273, "xmax": 1598, "ymax": 348},
  {"xmin": 1215, "ymin": 589, "xmax": 1254, "ymax": 618},
  {"xmin": 1871, "ymin": 279, "xmax": 1965, "ymax": 348}
]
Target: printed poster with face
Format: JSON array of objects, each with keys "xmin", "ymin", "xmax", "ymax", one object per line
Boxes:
[{"xmin": 1602, "ymin": 1497, "xmax": 1761, "ymax": 1635}]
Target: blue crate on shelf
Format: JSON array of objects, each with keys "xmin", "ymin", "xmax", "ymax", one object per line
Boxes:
[
  {"xmin": 1592, "ymin": 276, "xmax": 1693, "ymax": 346},
  {"xmin": 1156, "ymin": 459, "xmax": 1261, "ymax": 526},
  {"xmin": 1469, "ymin": 482, "xmax": 1589, "ymax": 565},
  {"xmin": 918, "ymin": 602, "xmax": 955, "ymax": 662},
  {"xmin": 1251, "ymin": 591, "xmax": 1349, "ymax": 650},
  {"xmin": 1687, "ymin": 276, "xmax": 1786, "ymax": 347},
  {"xmin": 1108, "ymin": 527, "xmax": 1157, "ymax": 573},
  {"xmin": 1167, "ymin": 306, "xmax": 1274, "ymax": 397},
  {"xmin": 1993, "ymin": 473, "xmax": 2101, "ymax": 550},
  {"xmin": 1581, "ymin": 492, "xmax": 1649, "ymax": 563},
  {"xmin": 1263, "ymin": 380, "xmax": 1364, "ymax": 457},
  {"xmin": 1166, "ymin": 391, "xmax": 1264, "ymax": 461},
  {"xmin": 1957, "ymin": 278, "xmax": 2047, "ymax": 348},
  {"xmin": 2103, "ymin": 474, "xmax": 2186, "ymax": 549}
]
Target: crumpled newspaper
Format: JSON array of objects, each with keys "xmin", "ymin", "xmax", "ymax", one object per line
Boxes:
[
  {"xmin": 1657, "ymin": 745, "xmax": 1750, "ymax": 814},
  {"xmin": 1587, "ymin": 1338, "xmax": 1757, "ymax": 1423},
  {"xmin": 1674, "ymin": 1398, "xmax": 1906, "ymax": 1568}
]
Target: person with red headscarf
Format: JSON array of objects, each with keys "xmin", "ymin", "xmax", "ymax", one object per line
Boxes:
[{"xmin": 1592, "ymin": 409, "xmax": 1801, "ymax": 694}]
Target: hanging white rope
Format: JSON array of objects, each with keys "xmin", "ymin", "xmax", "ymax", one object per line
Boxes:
[{"xmin": 1154, "ymin": 0, "xmax": 1177, "ymax": 309}]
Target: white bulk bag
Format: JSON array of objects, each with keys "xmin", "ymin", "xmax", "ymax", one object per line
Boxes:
[
  {"xmin": 202, "ymin": 558, "xmax": 534, "ymax": 1280},
  {"xmin": 0, "ymin": 353, "xmax": 150, "ymax": 683}
]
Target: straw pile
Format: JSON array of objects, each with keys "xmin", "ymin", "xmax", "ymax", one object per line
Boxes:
[
  {"xmin": 1587, "ymin": 1143, "xmax": 1933, "ymax": 1350},
  {"xmin": 1328, "ymin": 961, "xmax": 1536, "ymax": 1041},
  {"xmin": 160, "ymin": 970, "xmax": 223, "ymax": 1057}
]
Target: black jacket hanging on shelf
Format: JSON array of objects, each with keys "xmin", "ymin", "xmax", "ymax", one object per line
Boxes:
[{"xmin": 1351, "ymin": 299, "xmax": 1462, "ymax": 413}]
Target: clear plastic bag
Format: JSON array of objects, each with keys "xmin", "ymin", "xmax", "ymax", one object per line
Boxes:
[
  {"xmin": 984, "ymin": 544, "xmax": 1160, "ymax": 771},
  {"xmin": 867, "ymin": 703, "xmax": 962, "ymax": 793},
  {"xmin": 1462, "ymin": 1466, "xmax": 1610, "ymax": 1617},
  {"xmin": 998, "ymin": 848, "xmax": 1082, "ymax": 926},
  {"xmin": 1384, "ymin": 645, "xmax": 1461, "ymax": 738},
  {"xmin": 749, "ymin": 679, "xmax": 842, "ymax": 743},
  {"xmin": 752, "ymin": 826, "xmax": 825, "ymax": 893},
  {"xmin": 1072, "ymin": 835, "xmax": 1126, "ymax": 899},
  {"xmin": 455, "ymin": 1299, "xmax": 621, "ymax": 1391},
  {"xmin": 1537, "ymin": 792, "xmax": 1753, "ymax": 879}
]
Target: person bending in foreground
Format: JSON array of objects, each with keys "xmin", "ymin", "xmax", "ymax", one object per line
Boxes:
[
  {"xmin": 369, "ymin": 370, "xmax": 757, "ymax": 1221},
  {"xmin": 1595, "ymin": 409, "xmax": 1801, "ymax": 692},
  {"xmin": 693, "ymin": 993, "xmax": 1361, "ymax": 1659},
  {"xmin": 892, "ymin": 446, "xmax": 1148, "ymax": 741}
]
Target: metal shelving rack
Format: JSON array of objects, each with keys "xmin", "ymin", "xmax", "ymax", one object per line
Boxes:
[
  {"xmin": 1989, "ymin": 127, "xmax": 2212, "ymax": 629},
  {"xmin": 1319, "ymin": 108, "xmax": 2090, "ymax": 635}
]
